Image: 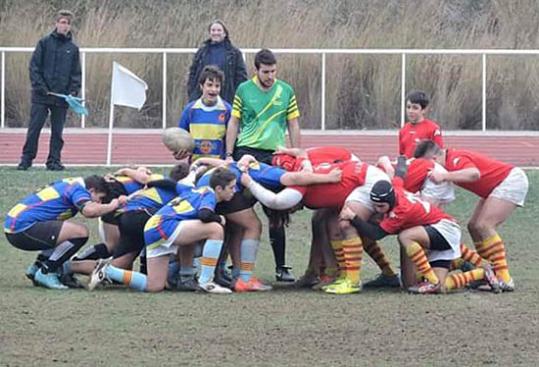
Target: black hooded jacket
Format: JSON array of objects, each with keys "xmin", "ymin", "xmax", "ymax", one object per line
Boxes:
[
  {"xmin": 187, "ymin": 38, "xmax": 247, "ymax": 104},
  {"xmin": 29, "ymin": 30, "xmax": 81, "ymax": 106}
]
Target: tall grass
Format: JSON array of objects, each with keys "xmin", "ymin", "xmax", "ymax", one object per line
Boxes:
[{"xmin": 1, "ymin": 0, "xmax": 538, "ymax": 130}]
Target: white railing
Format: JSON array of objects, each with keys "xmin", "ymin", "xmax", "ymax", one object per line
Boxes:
[{"xmin": 2, "ymin": 47, "xmax": 539, "ymax": 131}]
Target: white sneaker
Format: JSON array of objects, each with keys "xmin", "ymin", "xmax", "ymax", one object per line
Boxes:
[
  {"xmin": 499, "ymin": 277, "xmax": 515, "ymax": 292},
  {"xmin": 198, "ymin": 281, "xmax": 232, "ymax": 294},
  {"xmin": 88, "ymin": 258, "xmax": 112, "ymax": 291}
]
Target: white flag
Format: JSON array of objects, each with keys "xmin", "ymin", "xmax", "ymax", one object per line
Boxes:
[{"xmin": 111, "ymin": 62, "xmax": 148, "ymax": 109}]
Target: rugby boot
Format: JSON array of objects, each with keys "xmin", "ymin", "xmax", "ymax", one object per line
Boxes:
[{"xmin": 34, "ymin": 269, "xmax": 68, "ymax": 290}]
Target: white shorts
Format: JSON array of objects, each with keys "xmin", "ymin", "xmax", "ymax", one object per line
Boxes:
[
  {"xmin": 427, "ymin": 219, "xmax": 462, "ymax": 262},
  {"xmin": 345, "ymin": 165, "xmax": 390, "ymax": 212},
  {"xmin": 421, "ymin": 163, "xmax": 455, "ymax": 205},
  {"xmin": 146, "ymin": 220, "xmax": 192, "ymax": 259},
  {"xmin": 489, "ymin": 167, "xmax": 529, "ymax": 207}
]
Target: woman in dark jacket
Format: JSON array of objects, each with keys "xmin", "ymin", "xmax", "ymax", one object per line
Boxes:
[{"xmin": 187, "ymin": 20, "xmax": 247, "ymax": 104}]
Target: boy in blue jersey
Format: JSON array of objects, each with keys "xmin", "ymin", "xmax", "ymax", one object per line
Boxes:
[
  {"xmin": 175, "ymin": 65, "xmax": 232, "ymax": 161},
  {"xmin": 88, "ymin": 167, "xmax": 237, "ymax": 294},
  {"xmin": 67, "ymin": 164, "xmax": 190, "ymax": 279},
  {"xmin": 4, "ymin": 176, "xmax": 120, "ymax": 289}
]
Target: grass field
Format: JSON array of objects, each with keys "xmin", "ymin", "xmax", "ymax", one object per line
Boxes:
[{"xmin": 0, "ymin": 167, "xmax": 538, "ymax": 366}]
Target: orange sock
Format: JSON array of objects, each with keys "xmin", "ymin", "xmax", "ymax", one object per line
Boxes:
[
  {"xmin": 330, "ymin": 240, "xmax": 345, "ymax": 278},
  {"xmin": 363, "ymin": 239, "xmax": 396, "ymax": 277},
  {"xmin": 342, "ymin": 237, "xmax": 363, "ymax": 284},
  {"xmin": 460, "ymin": 243, "xmax": 485, "ymax": 267},
  {"xmin": 482, "ymin": 234, "xmax": 511, "ymax": 283},
  {"xmin": 445, "ymin": 269, "xmax": 484, "ymax": 290},
  {"xmin": 405, "ymin": 242, "xmax": 439, "ymax": 285}
]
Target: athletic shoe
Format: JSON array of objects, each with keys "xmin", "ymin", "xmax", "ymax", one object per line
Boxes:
[
  {"xmin": 460, "ymin": 261, "xmax": 476, "ymax": 272},
  {"xmin": 294, "ymin": 272, "xmax": 320, "ymax": 288},
  {"xmin": 233, "ymin": 277, "xmax": 272, "ymax": 292},
  {"xmin": 88, "ymin": 258, "xmax": 112, "ymax": 291},
  {"xmin": 214, "ymin": 268, "xmax": 233, "ymax": 288},
  {"xmin": 25, "ymin": 263, "xmax": 39, "ymax": 285},
  {"xmin": 363, "ymin": 273, "xmax": 401, "ymax": 288},
  {"xmin": 320, "ymin": 275, "xmax": 346, "ymax": 291},
  {"xmin": 17, "ymin": 161, "xmax": 31, "ymax": 171},
  {"xmin": 499, "ymin": 277, "xmax": 515, "ymax": 292},
  {"xmin": 46, "ymin": 162, "xmax": 65, "ymax": 171},
  {"xmin": 276, "ymin": 266, "xmax": 295, "ymax": 282},
  {"xmin": 198, "ymin": 281, "xmax": 232, "ymax": 294},
  {"xmin": 175, "ymin": 277, "xmax": 199, "ymax": 292},
  {"xmin": 312, "ymin": 274, "xmax": 337, "ymax": 291},
  {"xmin": 34, "ymin": 269, "xmax": 68, "ymax": 290},
  {"xmin": 408, "ymin": 281, "xmax": 441, "ymax": 294},
  {"xmin": 323, "ymin": 278, "xmax": 361, "ymax": 295},
  {"xmin": 481, "ymin": 264, "xmax": 501, "ymax": 294}
]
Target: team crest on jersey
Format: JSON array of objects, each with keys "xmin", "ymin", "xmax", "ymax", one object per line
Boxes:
[
  {"xmin": 218, "ymin": 113, "xmax": 226, "ymax": 122},
  {"xmin": 200, "ymin": 140, "xmax": 213, "ymax": 154}
]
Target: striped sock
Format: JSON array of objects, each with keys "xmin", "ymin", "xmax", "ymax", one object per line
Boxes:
[
  {"xmin": 330, "ymin": 240, "xmax": 345, "ymax": 278},
  {"xmin": 198, "ymin": 239, "xmax": 224, "ymax": 284},
  {"xmin": 239, "ymin": 239, "xmax": 259, "ymax": 282},
  {"xmin": 363, "ymin": 239, "xmax": 396, "ymax": 277},
  {"xmin": 105, "ymin": 265, "xmax": 147, "ymax": 291},
  {"xmin": 482, "ymin": 233, "xmax": 511, "ymax": 283},
  {"xmin": 475, "ymin": 241, "xmax": 487, "ymax": 259},
  {"xmin": 405, "ymin": 242, "xmax": 439, "ymax": 285},
  {"xmin": 460, "ymin": 243, "xmax": 485, "ymax": 267},
  {"xmin": 450, "ymin": 258, "xmax": 464, "ymax": 271},
  {"xmin": 444, "ymin": 268, "xmax": 485, "ymax": 290},
  {"xmin": 342, "ymin": 237, "xmax": 363, "ymax": 284}
]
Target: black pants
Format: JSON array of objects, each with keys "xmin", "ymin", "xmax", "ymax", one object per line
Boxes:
[
  {"xmin": 21, "ymin": 102, "xmax": 67, "ymax": 165},
  {"xmin": 234, "ymin": 146, "xmax": 287, "ymax": 269}
]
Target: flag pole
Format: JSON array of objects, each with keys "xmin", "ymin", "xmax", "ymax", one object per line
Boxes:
[{"xmin": 106, "ymin": 62, "xmax": 116, "ymax": 166}]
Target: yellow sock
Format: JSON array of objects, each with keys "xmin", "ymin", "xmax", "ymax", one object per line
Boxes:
[
  {"xmin": 342, "ymin": 237, "xmax": 363, "ymax": 284},
  {"xmin": 460, "ymin": 243, "xmax": 485, "ymax": 267},
  {"xmin": 363, "ymin": 239, "xmax": 396, "ymax": 277},
  {"xmin": 444, "ymin": 269, "xmax": 484, "ymax": 290},
  {"xmin": 482, "ymin": 233, "xmax": 511, "ymax": 283},
  {"xmin": 405, "ymin": 242, "xmax": 439, "ymax": 285},
  {"xmin": 330, "ymin": 240, "xmax": 345, "ymax": 277}
]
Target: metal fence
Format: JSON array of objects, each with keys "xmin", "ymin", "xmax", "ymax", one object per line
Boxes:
[{"xmin": 2, "ymin": 47, "xmax": 539, "ymax": 131}]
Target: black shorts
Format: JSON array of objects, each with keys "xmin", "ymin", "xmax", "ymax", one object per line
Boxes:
[
  {"xmin": 216, "ymin": 191, "xmax": 257, "ymax": 215},
  {"xmin": 5, "ymin": 221, "xmax": 63, "ymax": 251},
  {"xmin": 233, "ymin": 146, "xmax": 274, "ymax": 165},
  {"xmin": 425, "ymin": 225, "xmax": 451, "ymax": 251},
  {"xmin": 113, "ymin": 210, "xmax": 152, "ymax": 258}
]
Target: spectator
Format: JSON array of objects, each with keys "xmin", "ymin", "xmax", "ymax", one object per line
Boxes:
[
  {"xmin": 17, "ymin": 10, "xmax": 81, "ymax": 171},
  {"xmin": 187, "ymin": 19, "xmax": 247, "ymax": 104}
]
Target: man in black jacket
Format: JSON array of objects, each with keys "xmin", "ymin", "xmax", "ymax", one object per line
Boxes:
[
  {"xmin": 18, "ymin": 10, "xmax": 81, "ymax": 171},
  {"xmin": 187, "ymin": 20, "xmax": 247, "ymax": 104}
]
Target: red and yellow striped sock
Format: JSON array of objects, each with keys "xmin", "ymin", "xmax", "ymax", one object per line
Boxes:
[
  {"xmin": 482, "ymin": 233, "xmax": 511, "ymax": 283},
  {"xmin": 342, "ymin": 237, "xmax": 363, "ymax": 284},
  {"xmin": 475, "ymin": 241, "xmax": 486, "ymax": 259},
  {"xmin": 330, "ymin": 240, "xmax": 345, "ymax": 278},
  {"xmin": 363, "ymin": 239, "xmax": 396, "ymax": 277},
  {"xmin": 460, "ymin": 243, "xmax": 485, "ymax": 267},
  {"xmin": 444, "ymin": 268, "xmax": 485, "ymax": 290},
  {"xmin": 405, "ymin": 242, "xmax": 439, "ymax": 285}
]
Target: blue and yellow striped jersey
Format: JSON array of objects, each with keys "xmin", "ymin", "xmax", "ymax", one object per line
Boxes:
[
  {"xmin": 178, "ymin": 96, "xmax": 231, "ymax": 160},
  {"xmin": 196, "ymin": 162, "xmax": 285, "ymax": 192},
  {"xmin": 120, "ymin": 179, "xmax": 190, "ymax": 214},
  {"xmin": 144, "ymin": 186, "xmax": 217, "ymax": 248},
  {"xmin": 4, "ymin": 177, "xmax": 91, "ymax": 234}
]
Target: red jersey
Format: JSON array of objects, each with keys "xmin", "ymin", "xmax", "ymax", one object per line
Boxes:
[
  {"xmin": 289, "ymin": 161, "xmax": 368, "ymax": 209},
  {"xmin": 399, "ymin": 119, "xmax": 443, "ymax": 158},
  {"xmin": 403, "ymin": 158, "xmax": 435, "ymax": 193},
  {"xmin": 273, "ymin": 146, "xmax": 353, "ymax": 172},
  {"xmin": 379, "ymin": 178, "xmax": 454, "ymax": 234},
  {"xmin": 445, "ymin": 149, "xmax": 513, "ymax": 199}
]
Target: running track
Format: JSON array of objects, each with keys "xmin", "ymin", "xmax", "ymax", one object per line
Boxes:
[{"xmin": 1, "ymin": 129, "xmax": 538, "ymax": 167}]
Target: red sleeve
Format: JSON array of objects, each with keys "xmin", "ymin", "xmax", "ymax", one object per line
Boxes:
[
  {"xmin": 432, "ymin": 125, "xmax": 443, "ymax": 148},
  {"xmin": 288, "ymin": 185, "xmax": 307, "ymax": 196}
]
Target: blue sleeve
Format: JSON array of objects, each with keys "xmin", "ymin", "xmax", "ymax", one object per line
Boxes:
[
  {"xmin": 178, "ymin": 104, "xmax": 192, "ymax": 131},
  {"xmin": 175, "ymin": 182, "xmax": 193, "ymax": 195},
  {"xmin": 249, "ymin": 163, "xmax": 285, "ymax": 190},
  {"xmin": 199, "ymin": 190, "xmax": 217, "ymax": 212},
  {"xmin": 69, "ymin": 184, "xmax": 92, "ymax": 210}
]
